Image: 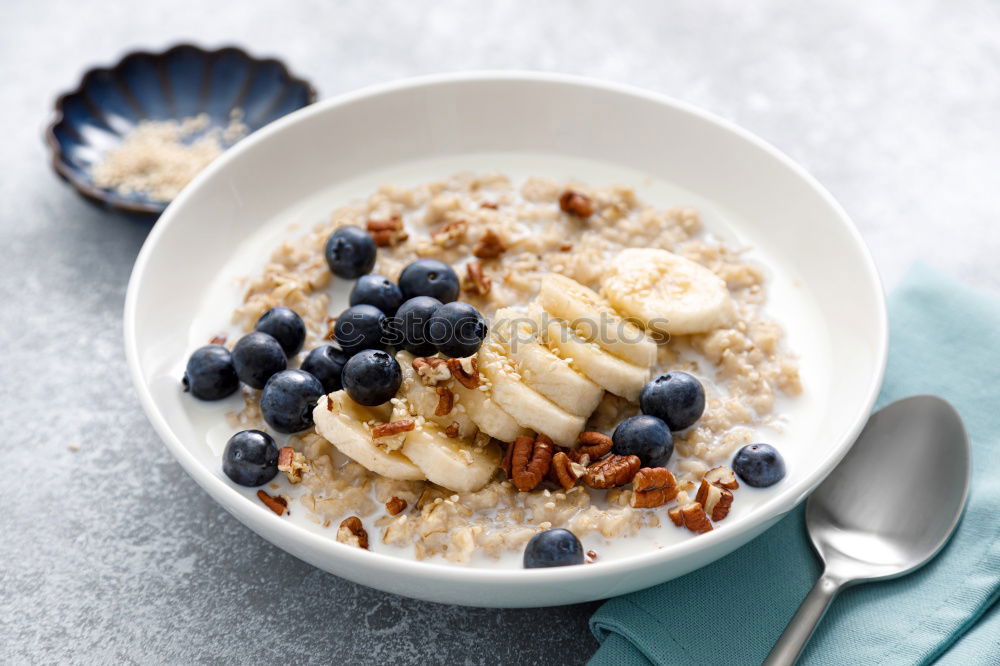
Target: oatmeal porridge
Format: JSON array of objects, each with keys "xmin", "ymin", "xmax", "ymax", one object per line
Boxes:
[{"xmin": 184, "ymin": 173, "xmax": 801, "ymax": 566}]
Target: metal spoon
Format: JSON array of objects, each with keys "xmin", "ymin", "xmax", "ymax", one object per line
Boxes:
[{"xmin": 764, "ymin": 395, "xmax": 970, "ymax": 665}]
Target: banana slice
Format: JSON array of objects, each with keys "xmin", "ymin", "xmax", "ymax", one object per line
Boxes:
[
  {"xmin": 396, "ymin": 351, "xmax": 478, "ymax": 439},
  {"xmin": 450, "ymin": 379, "xmax": 530, "ymax": 443},
  {"xmin": 402, "ymin": 422, "xmax": 502, "ymax": 493},
  {"xmin": 545, "ymin": 319, "xmax": 649, "ymax": 403},
  {"xmin": 313, "ymin": 391, "xmax": 425, "ymax": 481},
  {"xmin": 477, "ymin": 341, "xmax": 585, "ymax": 446},
  {"xmin": 537, "ymin": 274, "xmax": 657, "ymax": 366},
  {"xmin": 492, "ymin": 307, "xmax": 603, "ymax": 417},
  {"xmin": 600, "ymin": 248, "xmax": 735, "ymax": 335}
]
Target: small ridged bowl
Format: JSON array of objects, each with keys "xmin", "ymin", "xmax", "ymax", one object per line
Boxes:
[{"xmin": 45, "ymin": 44, "xmax": 317, "ymax": 215}]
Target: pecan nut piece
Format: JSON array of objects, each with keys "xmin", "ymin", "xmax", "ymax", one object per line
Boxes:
[
  {"xmin": 434, "ymin": 386, "xmax": 454, "ymax": 416},
  {"xmin": 371, "ymin": 419, "xmax": 415, "ymax": 440},
  {"xmin": 506, "ymin": 434, "xmax": 554, "ymax": 492},
  {"xmin": 500, "ymin": 438, "xmax": 515, "ymax": 477},
  {"xmin": 576, "ymin": 431, "xmax": 613, "ymax": 460},
  {"xmin": 447, "ymin": 357, "xmax": 480, "ymax": 389},
  {"xmin": 549, "ymin": 451, "xmax": 587, "ymax": 490},
  {"xmin": 385, "ymin": 496, "xmax": 408, "ymax": 516},
  {"xmin": 366, "ymin": 216, "xmax": 408, "ymax": 247},
  {"xmin": 444, "ymin": 422, "xmax": 461, "ymax": 438},
  {"xmin": 559, "ymin": 190, "xmax": 594, "ymax": 218},
  {"xmin": 675, "ymin": 502, "xmax": 713, "ymax": 534},
  {"xmin": 472, "ymin": 229, "xmax": 506, "ymax": 259},
  {"xmin": 695, "ymin": 479, "xmax": 734, "ymax": 521},
  {"xmin": 462, "ymin": 261, "xmax": 492, "ymax": 296},
  {"xmin": 630, "ymin": 467, "xmax": 679, "ymax": 508},
  {"xmin": 583, "ymin": 454, "xmax": 641, "ymax": 489},
  {"xmin": 337, "ymin": 516, "xmax": 369, "ymax": 549},
  {"xmin": 704, "ymin": 466, "xmax": 740, "ymax": 490},
  {"xmin": 256, "ymin": 490, "xmax": 287, "ymax": 516},
  {"xmin": 431, "ymin": 219, "xmax": 468, "ymax": 248},
  {"xmin": 277, "ymin": 447, "xmax": 309, "ymax": 484},
  {"xmin": 412, "ymin": 356, "xmax": 451, "ymax": 385}
]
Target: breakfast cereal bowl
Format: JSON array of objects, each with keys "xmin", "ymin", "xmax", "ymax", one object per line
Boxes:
[{"xmin": 124, "ymin": 72, "xmax": 886, "ymax": 607}]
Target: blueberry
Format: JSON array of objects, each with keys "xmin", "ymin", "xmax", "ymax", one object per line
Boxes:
[
  {"xmin": 733, "ymin": 443, "xmax": 786, "ymax": 488},
  {"xmin": 325, "ymin": 225, "xmax": 376, "ymax": 279},
  {"xmin": 398, "ymin": 259, "xmax": 460, "ymax": 303},
  {"xmin": 260, "ymin": 369, "xmax": 324, "ymax": 433},
  {"xmin": 254, "ymin": 306, "xmax": 306, "ymax": 357},
  {"xmin": 388, "ymin": 296, "xmax": 442, "ymax": 355},
  {"xmin": 231, "ymin": 332, "xmax": 287, "ymax": 389},
  {"xmin": 612, "ymin": 415, "xmax": 673, "ymax": 467},
  {"xmin": 427, "ymin": 302, "xmax": 488, "ymax": 358},
  {"xmin": 300, "ymin": 345, "xmax": 349, "ymax": 393},
  {"xmin": 350, "ymin": 274, "xmax": 404, "ymax": 316},
  {"xmin": 222, "ymin": 429, "xmax": 279, "ymax": 486},
  {"xmin": 334, "ymin": 304, "xmax": 388, "ymax": 356},
  {"xmin": 342, "ymin": 349, "xmax": 402, "ymax": 406},
  {"xmin": 182, "ymin": 345, "xmax": 240, "ymax": 400},
  {"xmin": 523, "ymin": 528, "xmax": 585, "ymax": 568},
  {"xmin": 640, "ymin": 372, "xmax": 706, "ymax": 431}
]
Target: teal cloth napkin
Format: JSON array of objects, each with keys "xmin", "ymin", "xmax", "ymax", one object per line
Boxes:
[{"xmin": 589, "ymin": 263, "xmax": 1000, "ymax": 665}]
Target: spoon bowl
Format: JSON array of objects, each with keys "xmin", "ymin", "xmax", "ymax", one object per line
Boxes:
[{"xmin": 766, "ymin": 395, "xmax": 970, "ymax": 664}]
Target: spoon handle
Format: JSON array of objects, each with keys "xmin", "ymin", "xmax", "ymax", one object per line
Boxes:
[{"xmin": 763, "ymin": 573, "xmax": 843, "ymax": 666}]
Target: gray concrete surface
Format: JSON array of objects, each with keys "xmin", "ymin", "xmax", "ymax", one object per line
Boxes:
[{"xmin": 2, "ymin": 0, "xmax": 998, "ymax": 663}]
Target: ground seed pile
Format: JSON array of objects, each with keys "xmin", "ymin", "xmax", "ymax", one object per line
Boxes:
[{"xmin": 91, "ymin": 111, "xmax": 247, "ymax": 202}]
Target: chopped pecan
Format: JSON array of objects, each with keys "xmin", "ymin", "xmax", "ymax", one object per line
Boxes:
[
  {"xmin": 431, "ymin": 219, "xmax": 468, "ymax": 248},
  {"xmin": 549, "ymin": 451, "xmax": 586, "ymax": 490},
  {"xmin": 209, "ymin": 334, "xmax": 227, "ymax": 345},
  {"xmin": 704, "ymin": 466, "xmax": 740, "ymax": 490},
  {"xmin": 326, "ymin": 395, "xmax": 335, "ymax": 411},
  {"xmin": 447, "ymin": 357, "xmax": 480, "ymax": 389},
  {"xmin": 371, "ymin": 419, "xmax": 415, "ymax": 440},
  {"xmin": 586, "ymin": 549, "xmax": 598, "ymax": 562},
  {"xmin": 500, "ymin": 438, "xmax": 515, "ymax": 477},
  {"xmin": 256, "ymin": 490, "xmax": 287, "ymax": 516},
  {"xmin": 576, "ymin": 431, "xmax": 613, "ymax": 460},
  {"xmin": 444, "ymin": 422, "xmax": 461, "ymax": 438},
  {"xmin": 559, "ymin": 190, "xmax": 594, "ymax": 218},
  {"xmin": 385, "ymin": 496, "xmax": 408, "ymax": 515},
  {"xmin": 676, "ymin": 502, "xmax": 713, "ymax": 534},
  {"xmin": 480, "ymin": 201, "xmax": 499, "ymax": 209},
  {"xmin": 337, "ymin": 516, "xmax": 369, "ymax": 549},
  {"xmin": 558, "ymin": 242, "xmax": 573, "ymax": 252},
  {"xmin": 695, "ymin": 479, "xmax": 734, "ymax": 521},
  {"xmin": 506, "ymin": 434, "xmax": 554, "ymax": 492},
  {"xmin": 463, "ymin": 261, "xmax": 492, "ymax": 296},
  {"xmin": 277, "ymin": 447, "xmax": 308, "ymax": 484},
  {"xmin": 630, "ymin": 468, "xmax": 679, "ymax": 508},
  {"xmin": 472, "ymin": 229, "xmax": 506, "ymax": 259},
  {"xmin": 667, "ymin": 506, "xmax": 684, "ymax": 527},
  {"xmin": 366, "ymin": 215, "xmax": 408, "ymax": 247},
  {"xmin": 434, "ymin": 386, "xmax": 454, "ymax": 416},
  {"xmin": 583, "ymin": 454, "xmax": 641, "ymax": 489},
  {"xmin": 411, "ymin": 356, "xmax": 451, "ymax": 385}
]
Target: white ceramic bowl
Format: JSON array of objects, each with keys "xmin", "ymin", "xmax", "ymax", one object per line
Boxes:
[{"xmin": 124, "ymin": 72, "xmax": 887, "ymax": 607}]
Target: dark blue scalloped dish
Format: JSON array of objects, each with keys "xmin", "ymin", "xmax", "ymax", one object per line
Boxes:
[{"xmin": 45, "ymin": 44, "xmax": 317, "ymax": 215}]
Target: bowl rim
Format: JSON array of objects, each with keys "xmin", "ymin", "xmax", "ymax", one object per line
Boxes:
[
  {"xmin": 124, "ymin": 70, "xmax": 888, "ymax": 590},
  {"xmin": 44, "ymin": 42, "xmax": 319, "ymax": 215}
]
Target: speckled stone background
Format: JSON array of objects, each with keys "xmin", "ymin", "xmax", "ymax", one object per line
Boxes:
[{"xmin": 2, "ymin": 0, "xmax": 998, "ymax": 663}]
